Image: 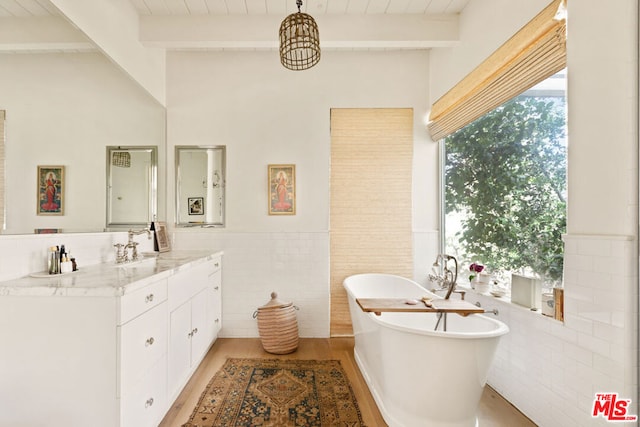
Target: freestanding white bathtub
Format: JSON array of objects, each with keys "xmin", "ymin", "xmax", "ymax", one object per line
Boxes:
[{"xmin": 344, "ymin": 273, "xmax": 509, "ymax": 427}]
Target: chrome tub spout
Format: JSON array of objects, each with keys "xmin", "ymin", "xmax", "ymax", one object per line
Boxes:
[{"xmin": 429, "ymin": 254, "xmax": 459, "ymax": 300}]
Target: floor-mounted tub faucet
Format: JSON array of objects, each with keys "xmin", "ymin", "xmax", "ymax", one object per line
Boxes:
[
  {"xmin": 428, "ymin": 254, "xmax": 460, "ymax": 331},
  {"xmin": 428, "ymin": 254, "xmax": 459, "ymax": 300}
]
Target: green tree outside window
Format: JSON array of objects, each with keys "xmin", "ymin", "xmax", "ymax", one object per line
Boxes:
[{"xmin": 445, "ymin": 96, "xmax": 567, "ymax": 284}]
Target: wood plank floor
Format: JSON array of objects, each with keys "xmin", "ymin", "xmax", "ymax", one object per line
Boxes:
[{"xmin": 159, "ymin": 338, "xmax": 536, "ymax": 427}]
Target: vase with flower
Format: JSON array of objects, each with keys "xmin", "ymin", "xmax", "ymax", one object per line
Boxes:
[
  {"xmin": 469, "ymin": 262, "xmax": 484, "ymax": 288},
  {"xmin": 469, "ymin": 262, "xmax": 491, "ymax": 292}
]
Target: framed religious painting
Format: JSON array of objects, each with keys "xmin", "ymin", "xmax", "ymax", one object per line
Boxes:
[
  {"xmin": 37, "ymin": 165, "xmax": 64, "ymax": 216},
  {"xmin": 268, "ymin": 164, "xmax": 295, "ymax": 215}
]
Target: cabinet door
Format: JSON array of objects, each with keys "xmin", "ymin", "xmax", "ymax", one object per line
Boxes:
[
  {"xmin": 210, "ymin": 269, "xmax": 222, "ymax": 339},
  {"xmin": 190, "ymin": 288, "xmax": 209, "ymax": 366},
  {"xmin": 168, "ymin": 301, "xmax": 191, "ymax": 399},
  {"xmin": 166, "ymin": 257, "xmax": 223, "ymax": 404}
]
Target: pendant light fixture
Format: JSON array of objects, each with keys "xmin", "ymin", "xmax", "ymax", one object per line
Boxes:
[{"xmin": 279, "ymin": 0, "xmax": 320, "ymax": 71}]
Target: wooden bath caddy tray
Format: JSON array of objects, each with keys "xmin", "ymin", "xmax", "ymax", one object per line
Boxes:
[{"xmin": 356, "ymin": 298, "xmax": 484, "ymax": 317}]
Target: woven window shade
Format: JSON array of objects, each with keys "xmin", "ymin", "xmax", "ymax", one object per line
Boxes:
[
  {"xmin": 0, "ymin": 111, "xmax": 5, "ymax": 230},
  {"xmin": 330, "ymin": 108, "xmax": 413, "ymax": 336},
  {"xmin": 428, "ymin": 0, "xmax": 567, "ymax": 141}
]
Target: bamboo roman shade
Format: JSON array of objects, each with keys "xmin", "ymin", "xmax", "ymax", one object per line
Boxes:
[
  {"xmin": 330, "ymin": 108, "xmax": 413, "ymax": 336},
  {"xmin": 428, "ymin": 0, "xmax": 567, "ymax": 141}
]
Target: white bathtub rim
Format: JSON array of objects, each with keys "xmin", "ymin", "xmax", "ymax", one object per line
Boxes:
[
  {"xmin": 343, "ymin": 273, "xmax": 509, "ymax": 339},
  {"xmin": 343, "ymin": 273, "xmax": 437, "ymax": 300},
  {"xmin": 367, "ymin": 311, "xmax": 509, "ymax": 339}
]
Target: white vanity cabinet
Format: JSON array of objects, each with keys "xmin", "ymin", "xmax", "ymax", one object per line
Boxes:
[
  {"xmin": 167, "ymin": 256, "xmax": 222, "ymax": 403},
  {"xmin": 0, "ymin": 251, "xmax": 223, "ymax": 427},
  {"xmin": 118, "ymin": 278, "xmax": 169, "ymax": 427}
]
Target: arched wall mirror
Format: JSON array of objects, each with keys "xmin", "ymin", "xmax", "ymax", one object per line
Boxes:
[
  {"xmin": 176, "ymin": 146, "xmax": 226, "ymax": 227},
  {"xmin": 106, "ymin": 146, "xmax": 157, "ymax": 228}
]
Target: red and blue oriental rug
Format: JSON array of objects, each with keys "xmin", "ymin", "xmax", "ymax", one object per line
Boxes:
[{"xmin": 182, "ymin": 358, "xmax": 366, "ymax": 427}]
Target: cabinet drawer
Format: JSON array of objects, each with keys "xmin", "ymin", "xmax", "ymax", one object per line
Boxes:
[
  {"xmin": 120, "ymin": 279, "xmax": 167, "ymax": 325},
  {"xmin": 209, "ymin": 267, "xmax": 221, "ymax": 288},
  {"xmin": 168, "ymin": 261, "xmax": 217, "ymax": 312},
  {"xmin": 211, "ymin": 270, "xmax": 222, "ymax": 336},
  {"xmin": 120, "ymin": 301, "xmax": 167, "ymax": 396},
  {"xmin": 121, "ymin": 355, "xmax": 167, "ymax": 427}
]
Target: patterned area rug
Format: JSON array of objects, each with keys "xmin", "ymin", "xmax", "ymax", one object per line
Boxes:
[{"xmin": 183, "ymin": 358, "xmax": 366, "ymax": 427}]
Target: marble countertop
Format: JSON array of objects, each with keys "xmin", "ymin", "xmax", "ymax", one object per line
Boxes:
[{"xmin": 0, "ymin": 250, "xmax": 223, "ymax": 297}]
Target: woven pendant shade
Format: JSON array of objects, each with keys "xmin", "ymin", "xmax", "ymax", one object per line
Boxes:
[
  {"xmin": 279, "ymin": 0, "xmax": 320, "ymax": 71},
  {"xmin": 112, "ymin": 151, "xmax": 131, "ymax": 168}
]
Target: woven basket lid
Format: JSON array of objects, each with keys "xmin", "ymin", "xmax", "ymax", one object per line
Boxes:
[{"xmin": 257, "ymin": 292, "xmax": 292, "ymax": 311}]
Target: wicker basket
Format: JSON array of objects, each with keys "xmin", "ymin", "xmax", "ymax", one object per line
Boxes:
[{"xmin": 254, "ymin": 292, "xmax": 299, "ymax": 354}]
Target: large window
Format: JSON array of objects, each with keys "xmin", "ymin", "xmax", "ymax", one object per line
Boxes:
[{"xmin": 443, "ymin": 73, "xmax": 567, "ymax": 289}]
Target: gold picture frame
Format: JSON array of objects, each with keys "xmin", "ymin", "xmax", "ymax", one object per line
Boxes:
[
  {"xmin": 152, "ymin": 221, "xmax": 171, "ymax": 252},
  {"xmin": 37, "ymin": 165, "xmax": 64, "ymax": 216},
  {"xmin": 268, "ymin": 164, "xmax": 296, "ymax": 215}
]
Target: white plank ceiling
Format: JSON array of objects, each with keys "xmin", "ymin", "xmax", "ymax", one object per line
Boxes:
[
  {"xmin": 0, "ymin": 0, "xmax": 470, "ymax": 105},
  {"xmin": 0, "ymin": 0, "xmax": 470, "ymax": 17},
  {"xmin": 0, "ymin": 0, "xmax": 470, "ymax": 59}
]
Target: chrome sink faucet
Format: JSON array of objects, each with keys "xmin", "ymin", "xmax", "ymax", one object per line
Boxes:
[
  {"xmin": 126, "ymin": 228, "xmax": 151, "ymax": 262},
  {"xmin": 114, "ymin": 228, "xmax": 151, "ymax": 263},
  {"xmin": 428, "ymin": 254, "xmax": 459, "ymax": 299}
]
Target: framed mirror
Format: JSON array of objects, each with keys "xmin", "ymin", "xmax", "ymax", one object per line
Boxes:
[
  {"xmin": 1, "ymin": 58, "xmax": 167, "ymax": 235},
  {"xmin": 106, "ymin": 146, "xmax": 157, "ymax": 227},
  {"xmin": 176, "ymin": 146, "xmax": 226, "ymax": 227}
]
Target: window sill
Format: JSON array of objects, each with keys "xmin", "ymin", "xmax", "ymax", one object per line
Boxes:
[{"xmin": 454, "ymin": 284, "xmax": 565, "ymax": 323}]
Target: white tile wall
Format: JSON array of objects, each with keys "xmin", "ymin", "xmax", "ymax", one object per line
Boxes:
[
  {"xmin": 173, "ymin": 229, "xmax": 439, "ymax": 338},
  {"xmin": 0, "ymin": 231, "xmax": 150, "ymax": 282},
  {"xmin": 2, "ymin": 230, "xmax": 636, "ymax": 426},
  {"xmin": 172, "ymin": 230, "xmax": 330, "ymax": 338},
  {"xmin": 0, "ymin": 230, "xmax": 328, "ymax": 338},
  {"xmin": 466, "ymin": 234, "xmax": 638, "ymax": 427}
]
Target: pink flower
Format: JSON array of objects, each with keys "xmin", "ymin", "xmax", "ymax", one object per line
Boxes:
[{"xmin": 469, "ymin": 263, "xmax": 485, "ymax": 273}]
